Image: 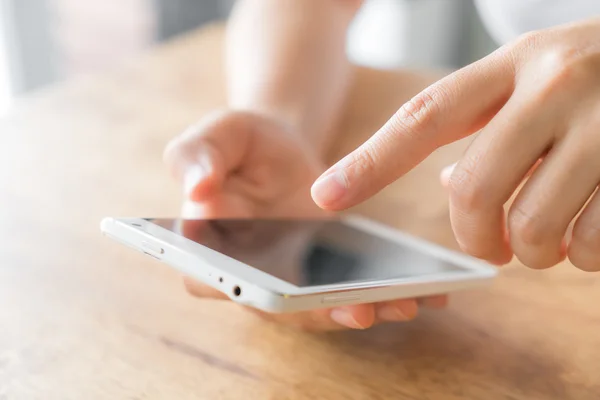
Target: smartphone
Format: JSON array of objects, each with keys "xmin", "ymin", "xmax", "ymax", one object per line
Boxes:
[{"xmin": 101, "ymin": 216, "xmax": 496, "ymax": 313}]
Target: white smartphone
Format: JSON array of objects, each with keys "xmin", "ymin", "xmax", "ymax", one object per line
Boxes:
[{"xmin": 101, "ymin": 216, "xmax": 497, "ymax": 313}]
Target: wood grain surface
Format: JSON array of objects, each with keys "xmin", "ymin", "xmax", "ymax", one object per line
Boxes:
[{"xmin": 1, "ymin": 24, "xmax": 599, "ymax": 400}]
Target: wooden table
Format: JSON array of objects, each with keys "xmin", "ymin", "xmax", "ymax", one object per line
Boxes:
[{"xmin": 1, "ymin": 24, "xmax": 599, "ymax": 400}]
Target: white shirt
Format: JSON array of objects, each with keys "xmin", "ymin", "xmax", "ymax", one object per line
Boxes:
[{"xmin": 474, "ymin": 0, "xmax": 600, "ymax": 44}]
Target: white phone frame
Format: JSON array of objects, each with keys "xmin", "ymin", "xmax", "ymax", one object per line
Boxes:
[{"xmin": 101, "ymin": 216, "xmax": 497, "ymax": 313}]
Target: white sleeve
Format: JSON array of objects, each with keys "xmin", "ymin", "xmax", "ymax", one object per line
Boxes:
[{"xmin": 474, "ymin": 0, "xmax": 600, "ymax": 45}]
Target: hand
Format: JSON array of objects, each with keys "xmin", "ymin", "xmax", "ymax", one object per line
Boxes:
[
  {"xmin": 164, "ymin": 110, "xmax": 447, "ymax": 331},
  {"xmin": 164, "ymin": 109, "xmax": 326, "ymax": 220},
  {"xmin": 312, "ymin": 18, "xmax": 600, "ymax": 271}
]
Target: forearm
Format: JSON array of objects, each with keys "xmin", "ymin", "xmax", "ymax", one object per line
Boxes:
[{"xmin": 226, "ymin": 0, "xmax": 362, "ymax": 155}]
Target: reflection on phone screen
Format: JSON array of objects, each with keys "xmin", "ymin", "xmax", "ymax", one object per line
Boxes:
[{"xmin": 150, "ymin": 219, "xmax": 465, "ymax": 287}]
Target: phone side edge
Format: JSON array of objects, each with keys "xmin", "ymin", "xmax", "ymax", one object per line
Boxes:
[{"xmin": 100, "ymin": 217, "xmax": 294, "ymax": 313}]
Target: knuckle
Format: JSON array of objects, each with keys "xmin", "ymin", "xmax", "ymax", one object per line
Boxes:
[
  {"xmin": 511, "ymin": 28, "xmax": 591, "ymax": 87},
  {"xmin": 394, "ymin": 84, "xmax": 445, "ymax": 137},
  {"xmin": 546, "ymin": 46, "xmax": 581, "ymax": 68},
  {"xmin": 512, "ymin": 30, "xmax": 545, "ymax": 53},
  {"xmin": 509, "ymin": 206, "xmax": 566, "ymax": 270},
  {"xmin": 539, "ymin": 53, "xmax": 579, "ymax": 92},
  {"xmin": 357, "ymin": 145, "xmax": 379, "ymax": 170},
  {"xmin": 508, "ymin": 206, "xmax": 549, "ymax": 247},
  {"xmin": 447, "ymin": 161, "xmax": 488, "ymax": 212},
  {"xmin": 347, "ymin": 144, "xmax": 379, "ymax": 179},
  {"xmin": 526, "ymin": 47, "xmax": 593, "ymax": 102}
]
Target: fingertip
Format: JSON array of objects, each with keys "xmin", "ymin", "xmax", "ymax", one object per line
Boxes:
[
  {"xmin": 354, "ymin": 304, "xmax": 376, "ymax": 328},
  {"xmin": 186, "ymin": 170, "xmax": 221, "ymax": 201},
  {"xmin": 184, "ymin": 164, "xmax": 209, "ymax": 196},
  {"xmin": 398, "ymin": 299, "xmax": 419, "ymax": 319},
  {"xmin": 487, "ymin": 247, "xmax": 514, "ymax": 266},
  {"xmin": 456, "ymin": 230, "xmax": 514, "ymax": 266},
  {"xmin": 311, "ymin": 170, "xmax": 349, "ymax": 210},
  {"xmin": 184, "ymin": 149, "xmax": 224, "ymax": 201},
  {"xmin": 330, "ymin": 304, "xmax": 375, "ymax": 330}
]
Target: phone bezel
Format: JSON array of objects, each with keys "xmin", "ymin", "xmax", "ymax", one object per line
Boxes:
[{"xmin": 101, "ymin": 215, "xmax": 497, "ymax": 297}]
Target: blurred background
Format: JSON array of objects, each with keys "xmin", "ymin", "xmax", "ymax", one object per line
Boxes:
[{"xmin": 0, "ymin": 0, "xmax": 497, "ymax": 116}]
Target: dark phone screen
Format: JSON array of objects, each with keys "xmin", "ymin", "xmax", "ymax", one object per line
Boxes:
[{"xmin": 149, "ymin": 219, "xmax": 466, "ymax": 287}]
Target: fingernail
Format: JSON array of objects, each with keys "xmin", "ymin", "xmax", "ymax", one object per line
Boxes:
[
  {"xmin": 330, "ymin": 308, "xmax": 365, "ymax": 329},
  {"xmin": 311, "ymin": 171, "xmax": 348, "ymax": 208},
  {"xmin": 378, "ymin": 300, "xmax": 418, "ymax": 321},
  {"xmin": 184, "ymin": 164, "xmax": 208, "ymax": 196},
  {"xmin": 377, "ymin": 305, "xmax": 409, "ymax": 322},
  {"xmin": 440, "ymin": 163, "xmax": 456, "ymax": 185}
]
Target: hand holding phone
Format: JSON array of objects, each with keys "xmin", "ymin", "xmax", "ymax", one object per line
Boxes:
[
  {"xmin": 102, "ymin": 216, "xmax": 495, "ymax": 330},
  {"xmin": 146, "ymin": 111, "xmax": 481, "ymax": 331}
]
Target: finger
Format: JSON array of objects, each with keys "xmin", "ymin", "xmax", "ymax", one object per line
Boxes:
[
  {"xmin": 447, "ymin": 90, "xmax": 559, "ymax": 264},
  {"xmin": 569, "ymin": 188, "xmax": 600, "ymax": 271},
  {"xmin": 165, "ymin": 135, "xmax": 226, "ymax": 201},
  {"xmin": 248, "ymin": 303, "xmax": 376, "ymax": 332},
  {"xmin": 507, "ymin": 135, "xmax": 600, "ymax": 269},
  {"xmin": 183, "ymin": 275, "xmax": 351, "ymax": 331},
  {"xmin": 183, "ymin": 276, "xmax": 228, "ymax": 300},
  {"xmin": 375, "ymin": 298, "xmax": 419, "ymax": 322},
  {"xmin": 311, "ymin": 48, "xmax": 515, "ymax": 210},
  {"xmin": 184, "ymin": 273, "xmax": 379, "ymax": 331},
  {"xmin": 440, "ymin": 158, "xmax": 543, "ymax": 188},
  {"xmin": 330, "ymin": 303, "xmax": 376, "ymax": 330},
  {"xmin": 163, "ymin": 111, "xmax": 255, "ymax": 201}
]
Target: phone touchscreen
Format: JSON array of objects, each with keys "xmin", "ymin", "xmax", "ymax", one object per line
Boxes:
[{"xmin": 149, "ymin": 219, "xmax": 469, "ymax": 287}]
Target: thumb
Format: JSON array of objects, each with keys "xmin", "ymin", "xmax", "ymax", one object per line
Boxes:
[
  {"xmin": 181, "ymin": 145, "xmax": 225, "ymax": 201},
  {"xmin": 312, "ymin": 48, "xmax": 515, "ymax": 210},
  {"xmin": 163, "ymin": 111, "xmax": 254, "ymax": 202},
  {"xmin": 165, "ymin": 137, "xmax": 227, "ymax": 202}
]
